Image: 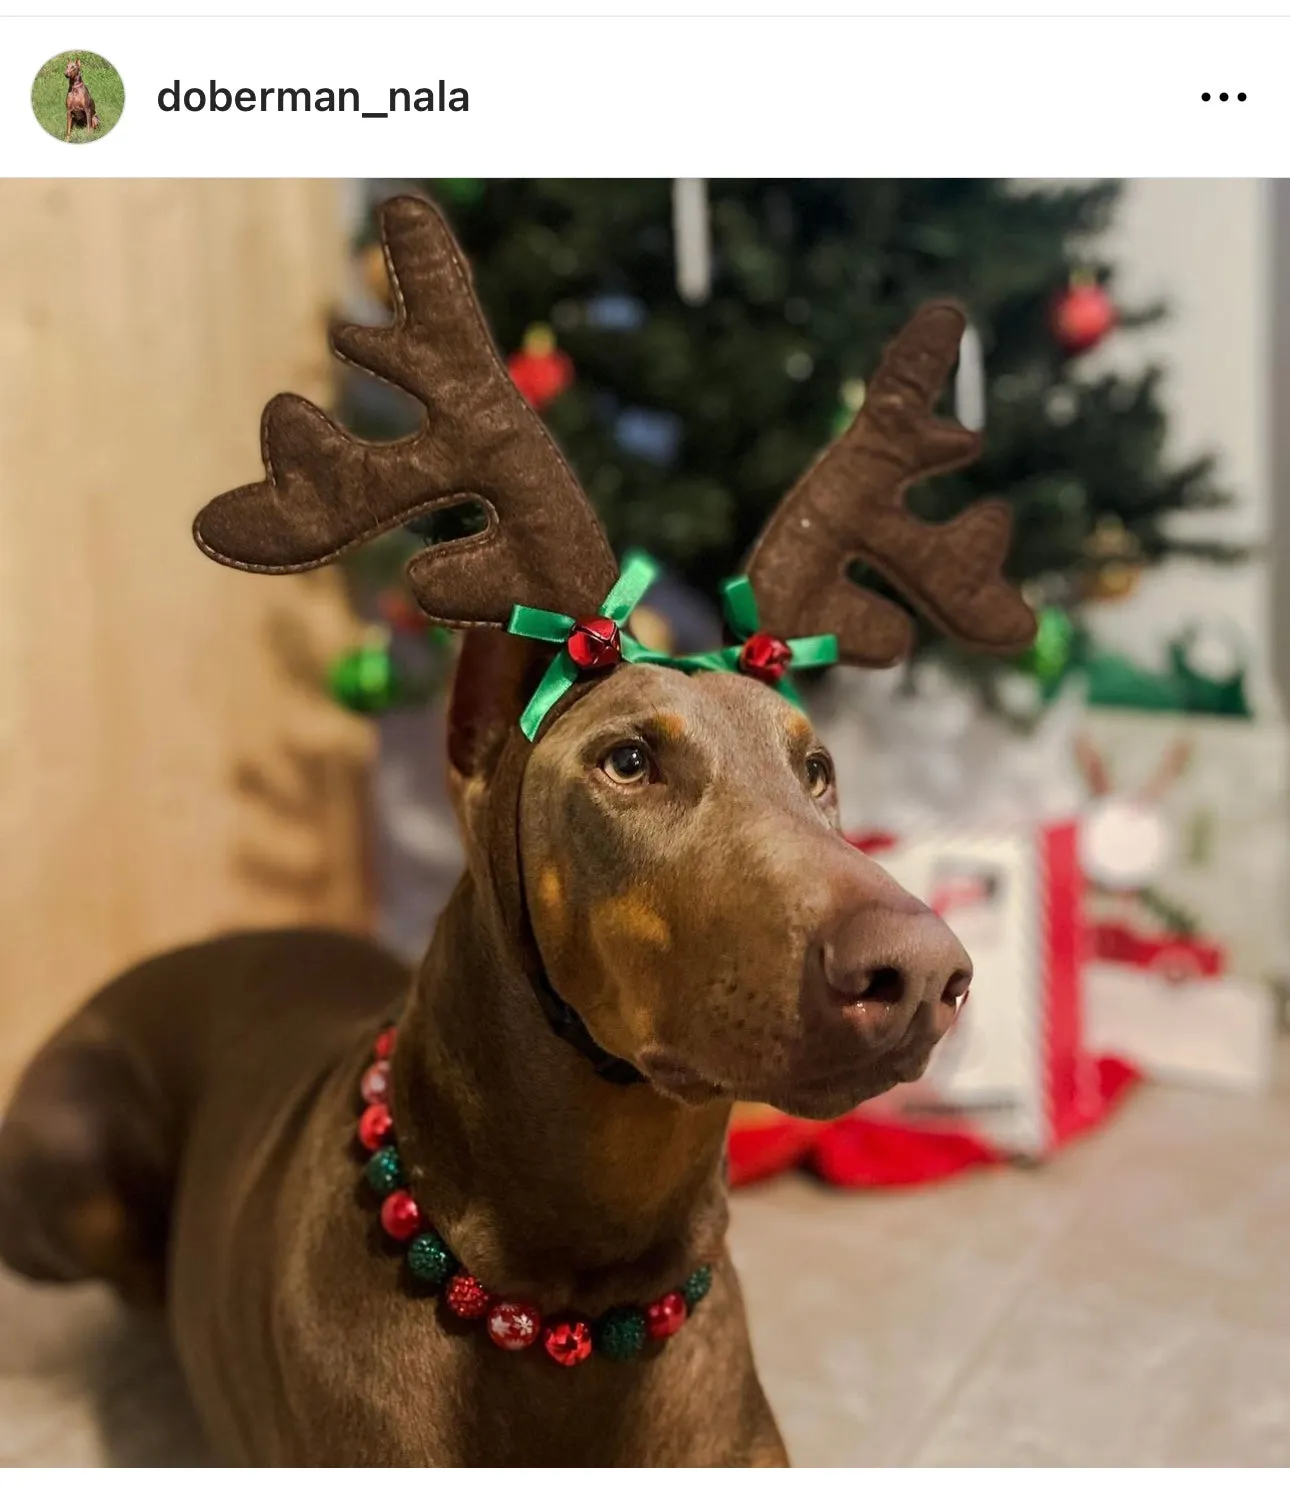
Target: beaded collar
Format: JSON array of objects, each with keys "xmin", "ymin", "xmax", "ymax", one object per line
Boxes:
[{"xmin": 354, "ymin": 1025, "xmax": 714, "ymax": 1366}]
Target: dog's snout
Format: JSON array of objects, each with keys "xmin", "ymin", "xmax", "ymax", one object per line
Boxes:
[{"xmin": 813, "ymin": 901, "xmax": 972, "ymax": 1044}]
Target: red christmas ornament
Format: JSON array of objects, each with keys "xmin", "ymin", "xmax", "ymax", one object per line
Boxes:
[
  {"xmin": 738, "ymin": 632, "xmax": 792, "ymax": 684},
  {"xmin": 357, "ymin": 1102, "xmax": 394, "ymax": 1152},
  {"xmin": 373, "ymin": 1026, "xmax": 398, "ymax": 1061},
  {"xmin": 486, "ymin": 1299, "xmax": 543, "ymax": 1351},
  {"xmin": 507, "ymin": 324, "xmax": 574, "ymax": 411},
  {"xmin": 445, "ymin": 1271, "xmax": 493, "ymax": 1320},
  {"xmin": 566, "ymin": 615, "xmax": 622, "ymax": 672},
  {"xmin": 377, "ymin": 591, "xmax": 430, "ymax": 636},
  {"xmin": 542, "ymin": 1316, "xmax": 595, "ymax": 1367},
  {"xmin": 1051, "ymin": 277, "xmax": 1116, "ymax": 355},
  {"xmin": 644, "ymin": 1291, "xmax": 689, "ymax": 1340},
  {"xmin": 379, "ymin": 1189, "xmax": 423, "ymax": 1242},
  {"xmin": 360, "ymin": 1059, "xmax": 391, "ymax": 1105}
]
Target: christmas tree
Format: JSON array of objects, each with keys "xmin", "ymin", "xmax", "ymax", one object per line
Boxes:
[{"xmin": 335, "ymin": 178, "xmax": 1244, "ymax": 713}]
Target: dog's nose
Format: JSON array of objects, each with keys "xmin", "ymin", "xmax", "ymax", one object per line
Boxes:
[{"xmin": 811, "ymin": 900, "xmax": 972, "ymax": 1046}]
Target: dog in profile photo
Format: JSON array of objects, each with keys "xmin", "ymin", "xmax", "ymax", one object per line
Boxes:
[{"xmin": 64, "ymin": 58, "xmax": 99, "ymax": 141}]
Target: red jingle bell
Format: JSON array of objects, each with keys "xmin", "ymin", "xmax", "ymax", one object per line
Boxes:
[
  {"xmin": 542, "ymin": 1316, "xmax": 595, "ymax": 1367},
  {"xmin": 360, "ymin": 1059, "xmax": 391, "ymax": 1105},
  {"xmin": 373, "ymin": 1026, "xmax": 398, "ymax": 1061},
  {"xmin": 379, "ymin": 1188, "xmax": 423, "ymax": 1243},
  {"xmin": 644, "ymin": 1291, "xmax": 689, "ymax": 1340},
  {"xmin": 738, "ymin": 632, "xmax": 792, "ymax": 684},
  {"xmin": 486, "ymin": 1299, "xmax": 543, "ymax": 1351},
  {"xmin": 566, "ymin": 615, "xmax": 622, "ymax": 672},
  {"xmin": 445, "ymin": 1271, "xmax": 493, "ymax": 1320},
  {"xmin": 357, "ymin": 1102, "xmax": 394, "ymax": 1152}
]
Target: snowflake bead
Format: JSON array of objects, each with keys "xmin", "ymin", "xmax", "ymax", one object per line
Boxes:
[
  {"xmin": 360, "ymin": 1059, "xmax": 392, "ymax": 1105},
  {"xmin": 487, "ymin": 1300, "xmax": 543, "ymax": 1351}
]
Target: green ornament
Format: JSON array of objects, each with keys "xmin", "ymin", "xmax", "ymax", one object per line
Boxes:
[
  {"xmin": 681, "ymin": 1264, "xmax": 713, "ymax": 1309},
  {"xmin": 406, "ymin": 1229, "xmax": 456, "ymax": 1287},
  {"xmin": 364, "ymin": 1146, "xmax": 405, "ymax": 1198},
  {"xmin": 596, "ymin": 1305, "xmax": 648, "ymax": 1361},
  {"xmin": 1018, "ymin": 606, "xmax": 1074, "ymax": 688},
  {"xmin": 329, "ymin": 642, "xmax": 401, "ymax": 714}
]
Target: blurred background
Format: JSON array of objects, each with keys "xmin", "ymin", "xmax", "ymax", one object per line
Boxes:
[{"xmin": 0, "ymin": 178, "xmax": 1287, "ymax": 1465}]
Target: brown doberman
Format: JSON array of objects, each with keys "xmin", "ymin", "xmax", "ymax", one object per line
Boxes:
[
  {"xmin": 0, "ymin": 198, "xmax": 1035, "ymax": 1466},
  {"xmin": 64, "ymin": 58, "xmax": 99, "ymax": 141}
]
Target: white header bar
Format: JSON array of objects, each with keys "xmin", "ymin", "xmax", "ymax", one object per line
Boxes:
[{"xmin": 3, "ymin": 14, "xmax": 1280, "ymax": 176}]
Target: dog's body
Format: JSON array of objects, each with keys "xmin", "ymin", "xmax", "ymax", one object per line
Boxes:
[
  {"xmin": 64, "ymin": 59, "xmax": 99, "ymax": 141},
  {"xmin": 0, "ymin": 197, "xmax": 1034, "ymax": 1466},
  {"xmin": 0, "ymin": 918, "xmax": 778, "ymax": 1465}
]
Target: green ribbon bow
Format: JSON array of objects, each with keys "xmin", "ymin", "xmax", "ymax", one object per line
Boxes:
[
  {"xmin": 507, "ymin": 550, "xmax": 673, "ymax": 739},
  {"xmin": 506, "ymin": 556, "xmax": 839, "ymax": 740},
  {"xmin": 674, "ymin": 575, "xmax": 839, "ymax": 709}
]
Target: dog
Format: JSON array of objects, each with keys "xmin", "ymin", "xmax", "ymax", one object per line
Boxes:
[
  {"xmin": 0, "ymin": 197, "xmax": 1035, "ymax": 1466},
  {"xmin": 64, "ymin": 58, "xmax": 99, "ymax": 141}
]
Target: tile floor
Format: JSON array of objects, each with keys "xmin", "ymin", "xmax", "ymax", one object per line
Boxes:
[{"xmin": 1, "ymin": 1045, "xmax": 1287, "ymax": 1467}]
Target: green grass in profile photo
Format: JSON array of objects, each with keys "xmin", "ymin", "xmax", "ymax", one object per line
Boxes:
[{"xmin": 31, "ymin": 50, "xmax": 125, "ymax": 145}]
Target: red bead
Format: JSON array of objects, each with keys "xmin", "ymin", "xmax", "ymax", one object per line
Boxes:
[
  {"xmin": 486, "ymin": 1299, "xmax": 543, "ymax": 1351},
  {"xmin": 357, "ymin": 1102, "xmax": 394, "ymax": 1152},
  {"xmin": 379, "ymin": 1189, "xmax": 423, "ymax": 1242},
  {"xmin": 566, "ymin": 615, "xmax": 622, "ymax": 672},
  {"xmin": 542, "ymin": 1316, "xmax": 595, "ymax": 1367},
  {"xmin": 445, "ymin": 1271, "xmax": 492, "ymax": 1320},
  {"xmin": 644, "ymin": 1291, "xmax": 689, "ymax": 1340},
  {"xmin": 738, "ymin": 632, "xmax": 792, "ymax": 684},
  {"xmin": 360, "ymin": 1059, "xmax": 391, "ymax": 1105},
  {"xmin": 373, "ymin": 1026, "xmax": 398, "ymax": 1061}
]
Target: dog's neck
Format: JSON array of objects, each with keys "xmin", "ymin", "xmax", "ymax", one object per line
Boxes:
[{"xmin": 389, "ymin": 873, "xmax": 732, "ymax": 1315}]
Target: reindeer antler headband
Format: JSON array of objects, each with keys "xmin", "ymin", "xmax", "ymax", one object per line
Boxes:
[{"xmin": 195, "ymin": 195, "xmax": 1037, "ymax": 737}]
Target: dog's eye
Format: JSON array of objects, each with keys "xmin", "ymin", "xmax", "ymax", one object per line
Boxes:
[
  {"xmin": 601, "ymin": 743, "xmax": 651, "ymax": 786},
  {"xmin": 805, "ymin": 752, "xmax": 833, "ymax": 798}
]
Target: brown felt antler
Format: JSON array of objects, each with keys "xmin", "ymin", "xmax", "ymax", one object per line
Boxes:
[
  {"xmin": 742, "ymin": 300, "xmax": 1036, "ymax": 667},
  {"xmin": 194, "ymin": 195, "xmax": 618, "ymax": 628}
]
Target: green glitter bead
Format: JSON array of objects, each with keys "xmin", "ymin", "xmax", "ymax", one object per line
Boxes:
[
  {"xmin": 406, "ymin": 1230, "xmax": 456, "ymax": 1287},
  {"xmin": 364, "ymin": 1146, "xmax": 404, "ymax": 1198},
  {"xmin": 596, "ymin": 1305, "xmax": 647, "ymax": 1361},
  {"xmin": 681, "ymin": 1265, "xmax": 713, "ymax": 1309}
]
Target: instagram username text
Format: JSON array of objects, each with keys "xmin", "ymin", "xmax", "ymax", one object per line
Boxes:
[{"xmin": 157, "ymin": 80, "xmax": 470, "ymax": 117}]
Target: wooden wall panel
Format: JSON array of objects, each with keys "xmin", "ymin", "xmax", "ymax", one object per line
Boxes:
[{"xmin": 0, "ymin": 180, "xmax": 374, "ymax": 1099}]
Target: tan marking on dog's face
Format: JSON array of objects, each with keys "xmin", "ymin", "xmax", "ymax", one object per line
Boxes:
[
  {"xmin": 653, "ymin": 712, "xmax": 687, "ymax": 744},
  {"xmin": 536, "ymin": 864, "xmax": 563, "ymax": 914},
  {"xmin": 532, "ymin": 862, "xmax": 567, "ymax": 945},
  {"xmin": 591, "ymin": 892, "xmax": 673, "ymax": 954}
]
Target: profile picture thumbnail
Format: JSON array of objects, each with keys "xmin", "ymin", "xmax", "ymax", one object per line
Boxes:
[{"xmin": 31, "ymin": 50, "xmax": 125, "ymax": 145}]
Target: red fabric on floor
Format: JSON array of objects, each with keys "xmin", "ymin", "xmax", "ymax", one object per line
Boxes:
[{"xmin": 727, "ymin": 1055, "xmax": 1143, "ymax": 1190}]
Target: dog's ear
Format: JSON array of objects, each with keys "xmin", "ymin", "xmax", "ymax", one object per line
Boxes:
[{"xmin": 447, "ymin": 631, "xmax": 551, "ymax": 784}]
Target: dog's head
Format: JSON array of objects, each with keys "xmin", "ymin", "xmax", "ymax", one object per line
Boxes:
[
  {"xmin": 64, "ymin": 59, "xmax": 82, "ymax": 83},
  {"xmin": 444, "ymin": 632, "xmax": 976, "ymax": 1118},
  {"xmin": 193, "ymin": 195, "xmax": 1036, "ymax": 1119}
]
